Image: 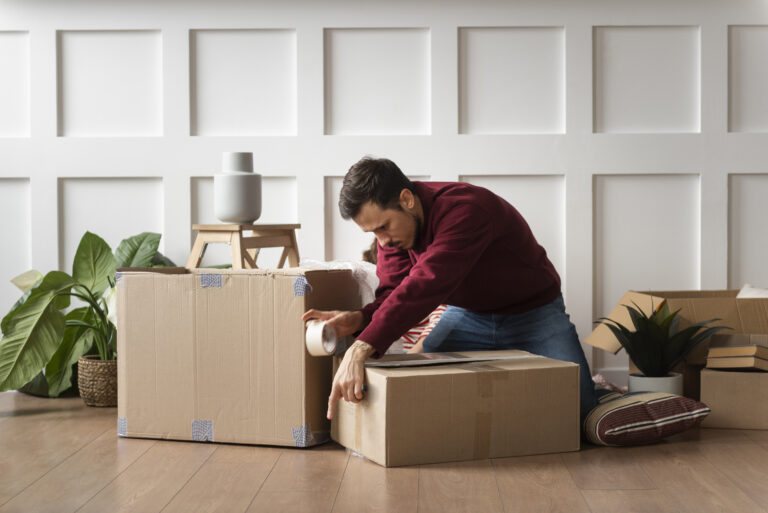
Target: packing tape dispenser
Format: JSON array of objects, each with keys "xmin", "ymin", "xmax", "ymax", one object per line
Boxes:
[{"xmin": 305, "ymin": 320, "xmax": 339, "ymax": 356}]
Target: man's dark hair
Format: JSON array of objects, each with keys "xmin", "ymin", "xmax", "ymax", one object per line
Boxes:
[{"xmin": 339, "ymin": 157, "xmax": 416, "ymax": 220}]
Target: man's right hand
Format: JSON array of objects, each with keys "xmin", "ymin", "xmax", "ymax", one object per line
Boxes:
[{"xmin": 301, "ymin": 309, "xmax": 364, "ymax": 338}]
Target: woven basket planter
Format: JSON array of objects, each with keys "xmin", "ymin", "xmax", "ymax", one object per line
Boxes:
[{"xmin": 78, "ymin": 355, "xmax": 117, "ymax": 407}]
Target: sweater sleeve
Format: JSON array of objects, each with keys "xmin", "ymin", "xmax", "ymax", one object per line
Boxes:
[{"xmin": 357, "ymin": 202, "xmax": 495, "ymax": 356}]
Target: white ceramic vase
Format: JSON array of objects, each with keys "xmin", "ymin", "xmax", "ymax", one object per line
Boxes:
[
  {"xmin": 214, "ymin": 152, "xmax": 262, "ymax": 224},
  {"xmin": 628, "ymin": 372, "xmax": 683, "ymax": 395}
]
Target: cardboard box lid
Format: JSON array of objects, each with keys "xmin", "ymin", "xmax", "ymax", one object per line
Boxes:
[
  {"xmin": 364, "ymin": 350, "xmax": 577, "ymax": 378},
  {"xmin": 585, "ymin": 290, "xmax": 768, "ymax": 354}
]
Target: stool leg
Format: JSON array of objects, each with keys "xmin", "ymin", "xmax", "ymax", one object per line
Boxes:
[
  {"xmin": 186, "ymin": 234, "xmax": 207, "ymax": 269},
  {"xmin": 287, "ymin": 230, "xmax": 300, "ymax": 267},
  {"xmin": 230, "ymin": 232, "xmax": 244, "ymax": 270}
]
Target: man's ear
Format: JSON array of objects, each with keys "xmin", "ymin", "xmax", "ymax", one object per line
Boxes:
[{"xmin": 399, "ymin": 189, "xmax": 415, "ymax": 211}]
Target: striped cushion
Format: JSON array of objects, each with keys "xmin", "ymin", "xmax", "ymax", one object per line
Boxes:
[{"xmin": 584, "ymin": 391, "xmax": 710, "ymax": 446}]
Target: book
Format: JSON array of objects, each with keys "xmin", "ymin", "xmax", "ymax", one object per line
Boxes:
[
  {"xmin": 708, "ymin": 344, "xmax": 768, "ymax": 359},
  {"xmin": 706, "ymin": 355, "xmax": 768, "ymax": 371}
]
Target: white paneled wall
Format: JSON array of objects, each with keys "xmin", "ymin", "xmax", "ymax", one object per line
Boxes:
[
  {"xmin": 2, "ymin": 0, "xmax": 768, "ymax": 380},
  {"xmin": 0, "ymin": 31, "xmax": 29, "ymax": 137},
  {"xmin": 0, "ymin": 179, "xmax": 31, "ymax": 318}
]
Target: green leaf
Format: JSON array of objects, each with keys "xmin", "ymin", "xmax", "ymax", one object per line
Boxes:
[
  {"xmin": 0, "ymin": 292, "xmax": 66, "ymax": 391},
  {"xmin": 115, "ymin": 232, "xmax": 161, "ymax": 268},
  {"xmin": 18, "ymin": 370, "xmax": 49, "ymax": 397},
  {"xmin": 2, "ymin": 271, "xmax": 74, "ymax": 334},
  {"xmin": 151, "ymin": 250, "xmax": 177, "ymax": 268},
  {"xmin": 72, "ymin": 232, "xmax": 115, "ymax": 297},
  {"xmin": 45, "ymin": 308, "xmax": 95, "ymax": 397}
]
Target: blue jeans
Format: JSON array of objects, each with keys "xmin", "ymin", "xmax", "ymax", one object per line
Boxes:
[{"xmin": 422, "ymin": 295, "xmax": 598, "ymax": 424}]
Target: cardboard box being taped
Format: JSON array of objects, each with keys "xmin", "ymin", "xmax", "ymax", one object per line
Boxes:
[
  {"xmin": 116, "ymin": 267, "xmax": 362, "ymax": 447},
  {"xmin": 586, "ymin": 290, "xmax": 768, "ymax": 365},
  {"xmin": 331, "ymin": 350, "xmax": 580, "ymax": 467}
]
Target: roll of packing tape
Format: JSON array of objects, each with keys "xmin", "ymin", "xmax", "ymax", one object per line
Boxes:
[{"xmin": 305, "ymin": 320, "xmax": 338, "ymax": 356}]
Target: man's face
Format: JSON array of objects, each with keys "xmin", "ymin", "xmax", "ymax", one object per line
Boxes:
[{"xmin": 354, "ymin": 201, "xmax": 419, "ymax": 251}]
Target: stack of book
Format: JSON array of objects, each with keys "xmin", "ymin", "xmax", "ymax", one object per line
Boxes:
[{"xmin": 706, "ymin": 342, "xmax": 768, "ymax": 371}]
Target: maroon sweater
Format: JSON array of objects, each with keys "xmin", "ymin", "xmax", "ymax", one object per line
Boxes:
[{"xmin": 358, "ymin": 181, "xmax": 561, "ymax": 356}]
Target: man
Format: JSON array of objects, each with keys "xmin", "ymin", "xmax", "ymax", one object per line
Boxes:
[{"xmin": 302, "ymin": 156, "xmax": 597, "ymax": 423}]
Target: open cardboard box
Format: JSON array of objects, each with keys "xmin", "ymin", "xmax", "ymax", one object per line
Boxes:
[{"xmin": 585, "ymin": 290, "xmax": 768, "ymax": 398}]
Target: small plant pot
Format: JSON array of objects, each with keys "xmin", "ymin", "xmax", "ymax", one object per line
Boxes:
[
  {"xmin": 628, "ymin": 371, "xmax": 684, "ymax": 395},
  {"xmin": 78, "ymin": 355, "xmax": 117, "ymax": 407}
]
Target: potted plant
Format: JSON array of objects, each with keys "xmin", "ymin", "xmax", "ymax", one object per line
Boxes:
[
  {"xmin": 598, "ymin": 300, "xmax": 727, "ymax": 394},
  {"xmin": 0, "ymin": 231, "xmax": 175, "ymax": 405}
]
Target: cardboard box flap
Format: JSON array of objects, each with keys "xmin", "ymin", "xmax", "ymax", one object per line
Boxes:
[
  {"xmin": 365, "ymin": 351, "xmax": 577, "ymax": 379},
  {"xmin": 585, "ymin": 291, "xmax": 667, "ymax": 354},
  {"xmin": 586, "ymin": 289, "xmax": 768, "ymax": 362}
]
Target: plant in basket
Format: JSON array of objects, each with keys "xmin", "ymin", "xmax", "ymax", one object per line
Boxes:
[{"xmin": 0, "ymin": 232, "xmax": 175, "ymax": 405}]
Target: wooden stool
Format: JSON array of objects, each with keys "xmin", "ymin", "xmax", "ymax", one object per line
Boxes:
[{"xmin": 187, "ymin": 224, "xmax": 301, "ymax": 270}]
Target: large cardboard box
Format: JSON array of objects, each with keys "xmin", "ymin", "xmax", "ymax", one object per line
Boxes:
[
  {"xmin": 331, "ymin": 350, "xmax": 580, "ymax": 467},
  {"xmin": 586, "ymin": 290, "xmax": 768, "ymax": 398},
  {"xmin": 116, "ymin": 267, "xmax": 362, "ymax": 447},
  {"xmin": 700, "ymin": 368, "xmax": 768, "ymax": 429}
]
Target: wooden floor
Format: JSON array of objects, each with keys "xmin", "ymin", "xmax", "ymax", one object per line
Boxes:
[{"xmin": 2, "ymin": 391, "xmax": 768, "ymax": 513}]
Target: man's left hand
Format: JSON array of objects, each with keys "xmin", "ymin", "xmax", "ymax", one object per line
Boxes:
[{"xmin": 327, "ymin": 340, "xmax": 375, "ymax": 420}]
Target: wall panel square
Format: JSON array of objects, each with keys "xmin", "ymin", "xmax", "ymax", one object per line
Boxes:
[
  {"xmin": 58, "ymin": 178, "xmax": 163, "ymax": 270},
  {"xmin": 0, "ymin": 32, "xmax": 30, "ymax": 137},
  {"xmin": 593, "ymin": 26, "xmax": 700, "ymax": 133},
  {"xmin": 594, "ymin": 174, "xmax": 700, "ymax": 316},
  {"xmin": 191, "ymin": 176, "xmax": 297, "ymax": 268},
  {"xmin": 729, "ymin": 26, "xmax": 768, "ymax": 133},
  {"xmin": 57, "ymin": 30, "xmax": 162, "ymax": 137},
  {"xmin": 729, "ymin": 174, "xmax": 768, "ymax": 288},
  {"xmin": 460, "ymin": 175, "xmax": 565, "ymax": 280},
  {"xmin": 190, "ymin": 29, "xmax": 297, "ymax": 136},
  {"xmin": 0, "ymin": 179, "xmax": 31, "ymax": 335},
  {"xmin": 459, "ymin": 27, "xmax": 565, "ymax": 134},
  {"xmin": 324, "ymin": 28, "xmax": 430, "ymax": 135}
]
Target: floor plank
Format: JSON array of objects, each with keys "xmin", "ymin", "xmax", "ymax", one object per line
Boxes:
[
  {"xmin": 636, "ymin": 440, "xmax": 765, "ymax": 513},
  {"xmin": 696, "ymin": 438, "xmax": 768, "ymax": 509},
  {"xmin": 77, "ymin": 440, "xmax": 216, "ymax": 513},
  {"xmin": 0, "ymin": 429, "xmax": 155, "ymax": 513},
  {"xmin": 0, "ymin": 393, "xmax": 115, "ymax": 506},
  {"xmin": 332, "ymin": 454, "xmax": 418, "ymax": 513},
  {"xmin": 161, "ymin": 445, "xmax": 282, "ymax": 513},
  {"xmin": 246, "ymin": 444, "xmax": 349, "ymax": 513},
  {"xmin": 561, "ymin": 445, "xmax": 655, "ymax": 490},
  {"xmin": 418, "ymin": 459, "xmax": 504, "ymax": 513},
  {"xmin": 492, "ymin": 453, "xmax": 591, "ymax": 513},
  {"xmin": 580, "ymin": 489, "xmax": 683, "ymax": 513}
]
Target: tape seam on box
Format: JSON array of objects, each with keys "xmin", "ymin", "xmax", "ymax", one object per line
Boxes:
[
  {"xmin": 117, "ymin": 417, "xmax": 127, "ymax": 437},
  {"xmin": 293, "ymin": 276, "xmax": 312, "ymax": 296},
  {"xmin": 191, "ymin": 419, "xmax": 214, "ymax": 441},
  {"xmin": 291, "ymin": 423, "xmax": 314, "ymax": 447},
  {"xmin": 200, "ymin": 274, "xmax": 222, "ymax": 288}
]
